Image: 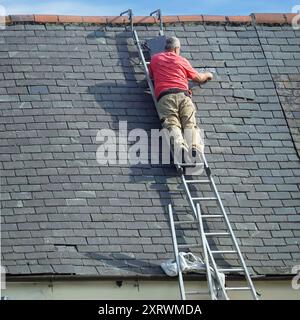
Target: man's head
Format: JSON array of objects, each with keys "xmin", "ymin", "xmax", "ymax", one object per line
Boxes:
[{"xmin": 165, "ymin": 37, "xmax": 181, "ymax": 55}]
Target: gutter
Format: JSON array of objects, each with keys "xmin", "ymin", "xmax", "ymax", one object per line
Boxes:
[{"xmin": 5, "ymin": 273, "xmax": 295, "ymax": 283}]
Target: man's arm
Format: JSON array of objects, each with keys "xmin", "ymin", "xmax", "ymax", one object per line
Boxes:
[
  {"xmin": 182, "ymin": 58, "xmax": 213, "ymax": 84},
  {"xmin": 192, "ymin": 72, "xmax": 213, "ymax": 84},
  {"xmin": 148, "ymin": 63, "xmax": 153, "ymax": 79}
]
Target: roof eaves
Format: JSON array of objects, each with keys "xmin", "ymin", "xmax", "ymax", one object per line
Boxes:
[{"xmin": 5, "ymin": 273, "xmax": 295, "ymax": 282}]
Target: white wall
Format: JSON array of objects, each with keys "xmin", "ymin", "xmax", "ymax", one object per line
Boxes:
[{"xmin": 2, "ymin": 279, "xmax": 300, "ymax": 300}]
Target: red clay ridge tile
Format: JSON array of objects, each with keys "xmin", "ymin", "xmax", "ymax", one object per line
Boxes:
[
  {"xmin": 227, "ymin": 15, "xmax": 252, "ymax": 23},
  {"xmin": 82, "ymin": 16, "xmax": 107, "ymax": 24},
  {"xmin": 203, "ymin": 15, "xmax": 226, "ymax": 23},
  {"xmin": 5, "ymin": 16, "xmax": 12, "ymax": 24},
  {"xmin": 133, "ymin": 16, "xmax": 158, "ymax": 24},
  {"xmin": 106, "ymin": 16, "xmax": 129, "ymax": 24},
  {"xmin": 178, "ymin": 15, "xmax": 203, "ymax": 23},
  {"xmin": 285, "ymin": 13, "xmax": 300, "ymax": 24},
  {"xmin": 10, "ymin": 14, "xmax": 34, "ymax": 22},
  {"xmin": 5, "ymin": 13, "xmax": 298, "ymax": 25},
  {"xmin": 34, "ymin": 15, "xmax": 59, "ymax": 23},
  {"xmin": 254, "ymin": 13, "xmax": 286, "ymax": 24},
  {"xmin": 58, "ymin": 15, "xmax": 83, "ymax": 23},
  {"xmin": 162, "ymin": 16, "xmax": 180, "ymax": 23}
]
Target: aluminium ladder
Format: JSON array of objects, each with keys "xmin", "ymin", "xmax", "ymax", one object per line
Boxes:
[{"xmin": 120, "ymin": 9, "xmax": 259, "ymax": 300}]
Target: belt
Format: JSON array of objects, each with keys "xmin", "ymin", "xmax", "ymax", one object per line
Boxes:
[{"xmin": 157, "ymin": 88, "xmax": 191, "ymax": 102}]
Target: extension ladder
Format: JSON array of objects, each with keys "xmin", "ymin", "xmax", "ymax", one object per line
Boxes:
[{"xmin": 120, "ymin": 9, "xmax": 259, "ymax": 300}]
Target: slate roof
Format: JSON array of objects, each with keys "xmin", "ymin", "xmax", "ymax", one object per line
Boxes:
[{"xmin": 1, "ymin": 14, "xmax": 300, "ymax": 278}]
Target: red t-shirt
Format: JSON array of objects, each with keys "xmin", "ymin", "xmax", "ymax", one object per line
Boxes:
[{"xmin": 149, "ymin": 51, "xmax": 198, "ymax": 98}]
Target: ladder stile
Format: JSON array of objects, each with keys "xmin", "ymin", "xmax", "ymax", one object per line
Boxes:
[
  {"xmin": 181, "ymin": 173, "xmax": 198, "ymax": 219},
  {"xmin": 204, "ymin": 153, "xmax": 258, "ymax": 300},
  {"xmin": 204, "ymin": 237, "xmax": 229, "ymax": 300},
  {"xmin": 132, "ymin": 29, "xmax": 156, "ymax": 103},
  {"xmin": 168, "ymin": 204, "xmax": 186, "ymax": 300},
  {"xmin": 196, "ymin": 203, "xmax": 214, "ymax": 300}
]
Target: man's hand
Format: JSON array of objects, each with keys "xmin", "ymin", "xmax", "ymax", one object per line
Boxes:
[
  {"xmin": 204, "ymin": 72, "xmax": 213, "ymax": 81},
  {"xmin": 193, "ymin": 71, "xmax": 214, "ymax": 84}
]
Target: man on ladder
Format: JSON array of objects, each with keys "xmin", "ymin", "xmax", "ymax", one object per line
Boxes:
[
  {"xmin": 148, "ymin": 36, "xmax": 213, "ymax": 163},
  {"xmin": 123, "ymin": 9, "xmax": 259, "ymax": 298}
]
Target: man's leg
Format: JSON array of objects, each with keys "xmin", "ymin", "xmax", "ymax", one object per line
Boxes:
[
  {"xmin": 178, "ymin": 93, "xmax": 204, "ymax": 159},
  {"xmin": 157, "ymin": 94, "xmax": 188, "ymax": 163}
]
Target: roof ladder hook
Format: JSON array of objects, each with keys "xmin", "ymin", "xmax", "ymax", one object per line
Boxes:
[
  {"xmin": 120, "ymin": 9, "xmax": 134, "ymax": 32},
  {"xmin": 150, "ymin": 9, "xmax": 164, "ymax": 35}
]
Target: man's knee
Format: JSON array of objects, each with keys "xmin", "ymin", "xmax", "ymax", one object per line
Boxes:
[
  {"xmin": 166, "ymin": 125, "xmax": 186, "ymax": 146},
  {"xmin": 183, "ymin": 122, "xmax": 198, "ymax": 130},
  {"xmin": 160, "ymin": 116, "xmax": 181, "ymax": 130}
]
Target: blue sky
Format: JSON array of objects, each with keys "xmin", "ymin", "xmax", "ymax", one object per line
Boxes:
[{"xmin": 0, "ymin": 0, "xmax": 299, "ymax": 16}]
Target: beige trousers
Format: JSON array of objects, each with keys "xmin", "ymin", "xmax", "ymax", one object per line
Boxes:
[{"xmin": 157, "ymin": 92, "xmax": 204, "ymax": 153}]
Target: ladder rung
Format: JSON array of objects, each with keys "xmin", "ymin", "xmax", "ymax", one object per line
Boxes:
[
  {"xmin": 225, "ymin": 287, "xmax": 251, "ymax": 291},
  {"xmin": 185, "ymin": 179, "xmax": 210, "ymax": 183},
  {"xmin": 192, "ymin": 197, "xmax": 217, "ymax": 201},
  {"xmin": 177, "ymin": 162, "xmax": 204, "ymax": 167},
  {"xmin": 211, "ymin": 250, "xmax": 237, "ymax": 254},
  {"xmin": 178, "ymin": 244, "xmax": 201, "ymax": 248},
  {"xmin": 217, "ymin": 268, "xmax": 244, "ymax": 272},
  {"xmin": 145, "ymin": 61, "xmax": 150, "ymax": 64},
  {"xmin": 186, "ymin": 290, "xmax": 210, "ymax": 295},
  {"xmin": 202, "ymin": 215, "xmax": 223, "ymax": 218},
  {"xmin": 174, "ymin": 220, "xmax": 197, "ymax": 225},
  {"xmin": 204, "ymin": 232, "xmax": 230, "ymax": 236}
]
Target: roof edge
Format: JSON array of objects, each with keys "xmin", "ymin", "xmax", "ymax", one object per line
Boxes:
[
  {"xmin": 4, "ymin": 13, "xmax": 299, "ymax": 25},
  {"xmin": 5, "ymin": 273, "xmax": 294, "ymax": 282}
]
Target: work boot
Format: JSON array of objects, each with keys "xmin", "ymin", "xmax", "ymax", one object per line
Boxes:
[
  {"xmin": 173, "ymin": 143, "xmax": 189, "ymax": 164},
  {"xmin": 189, "ymin": 145, "xmax": 204, "ymax": 164}
]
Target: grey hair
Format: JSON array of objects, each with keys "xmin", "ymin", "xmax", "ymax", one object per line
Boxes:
[{"xmin": 165, "ymin": 37, "xmax": 181, "ymax": 51}]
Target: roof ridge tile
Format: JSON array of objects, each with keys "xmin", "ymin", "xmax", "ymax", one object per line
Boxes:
[
  {"xmin": 253, "ymin": 13, "xmax": 287, "ymax": 24},
  {"xmin": 5, "ymin": 13, "xmax": 297, "ymax": 25}
]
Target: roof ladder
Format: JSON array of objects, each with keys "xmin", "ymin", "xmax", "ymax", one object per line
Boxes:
[
  {"xmin": 124, "ymin": 8, "xmax": 259, "ymax": 300},
  {"xmin": 150, "ymin": 9, "xmax": 164, "ymax": 36}
]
